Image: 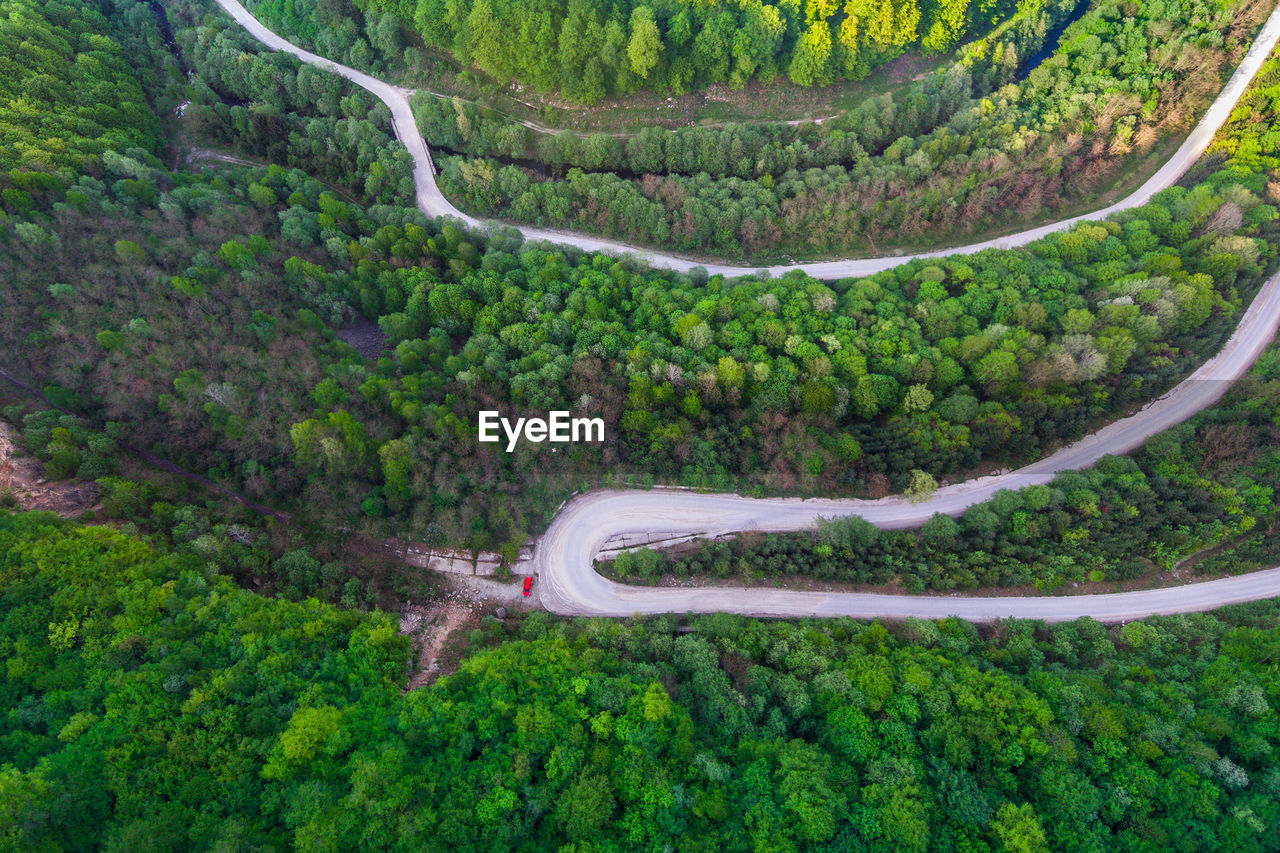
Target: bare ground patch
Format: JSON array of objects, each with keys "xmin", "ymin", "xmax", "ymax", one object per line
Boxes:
[
  {"xmin": 398, "ymin": 576, "xmax": 534, "ymax": 689},
  {"xmin": 400, "ymin": 601, "xmax": 475, "ymax": 690},
  {"xmin": 0, "ymin": 421, "xmax": 98, "ymax": 517}
]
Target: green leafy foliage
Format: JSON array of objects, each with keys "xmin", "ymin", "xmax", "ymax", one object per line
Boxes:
[
  {"xmin": 160, "ymin": 0, "xmax": 415, "ymax": 206},
  {"xmin": 13, "ymin": 410, "xmax": 119, "ymax": 481},
  {"xmin": 0, "ymin": 0, "xmax": 159, "ymax": 172},
  {"xmin": 430, "ymin": 0, "xmax": 1271, "ymax": 258},
  {"xmin": 4, "ymin": 509, "xmax": 1280, "ymax": 850},
  {"xmin": 273, "ymin": 173, "xmax": 1270, "ymax": 551},
  {"xmin": 3, "ymin": 124, "xmax": 1274, "ymax": 553},
  {"xmin": 0, "ymin": 511, "xmax": 407, "ymax": 850},
  {"xmin": 252, "ymin": 0, "xmax": 1087, "ymax": 104},
  {"xmin": 1200, "ymin": 30, "xmax": 1280, "ymax": 181},
  {"xmin": 598, "ymin": 39, "xmax": 1280, "ymax": 592},
  {"xmin": 1, "ymin": 0, "xmax": 1278, "ymax": 567},
  {"xmin": 605, "ymin": 389, "xmax": 1280, "ymax": 591},
  {"xmin": 397, "ymin": 0, "xmax": 1022, "ymax": 102},
  {"xmin": 5, "ymin": 5, "xmax": 1280, "ymax": 845}
]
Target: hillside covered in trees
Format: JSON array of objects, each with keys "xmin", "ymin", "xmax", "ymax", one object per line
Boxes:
[
  {"xmin": 604, "ymin": 340, "xmax": 1280, "ymax": 593},
  {"xmin": 4, "ymin": 510, "xmax": 1280, "ymax": 850},
  {"xmin": 430, "ymin": 0, "xmax": 1273, "ymax": 258},
  {"xmin": 5, "ymin": 0, "xmax": 1280, "ymax": 849},
  {"xmin": 2, "ymin": 0, "xmax": 1279, "ymax": 559},
  {"xmin": 4, "ymin": 145, "xmax": 1274, "ymax": 554},
  {"xmin": 295, "ymin": 0, "xmax": 1032, "ymax": 102},
  {"xmin": 0, "ymin": 0, "xmax": 159, "ymax": 171},
  {"xmin": 600, "ymin": 22, "xmax": 1280, "ymax": 593},
  {"xmin": 172, "ymin": 0, "xmax": 417, "ymax": 206},
  {"xmin": 236, "ymin": 0, "xmax": 1276, "ymax": 259},
  {"xmin": 242, "ymin": 0, "xmax": 1089, "ymax": 106}
]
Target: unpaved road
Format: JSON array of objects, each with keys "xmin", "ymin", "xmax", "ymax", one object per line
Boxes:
[
  {"xmin": 213, "ymin": 0, "xmax": 1280, "ymax": 620},
  {"xmin": 214, "ymin": 0, "xmax": 1280, "ymax": 276},
  {"xmin": 533, "ymin": 271, "xmax": 1280, "ymax": 620}
]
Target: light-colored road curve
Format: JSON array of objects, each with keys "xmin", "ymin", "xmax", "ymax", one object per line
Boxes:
[
  {"xmin": 214, "ymin": 0, "xmax": 1280, "ymax": 277},
  {"xmin": 213, "ymin": 0, "xmax": 1280, "ymax": 620},
  {"xmin": 533, "ymin": 270, "xmax": 1280, "ymax": 620}
]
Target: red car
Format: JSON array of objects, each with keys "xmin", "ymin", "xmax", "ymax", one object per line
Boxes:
[{"xmin": 522, "ymin": 576, "xmax": 534, "ymax": 596}]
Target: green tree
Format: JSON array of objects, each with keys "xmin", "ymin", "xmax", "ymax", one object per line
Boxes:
[
  {"xmin": 554, "ymin": 773, "xmax": 616, "ymax": 840},
  {"xmin": 788, "ymin": 20, "xmax": 833, "ymax": 86},
  {"xmin": 992, "ymin": 803, "xmax": 1049, "ymax": 852},
  {"xmin": 627, "ymin": 6, "xmax": 662, "ymax": 79},
  {"xmin": 905, "ymin": 469, "xmax": 938, "ymax": 503}
]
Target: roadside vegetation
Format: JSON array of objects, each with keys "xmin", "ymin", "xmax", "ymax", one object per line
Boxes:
[
  {"xmin": 601, "ymin": 32, "xmax": 1280, "ymax": 594},
  {"xmin": 5, "ymin": 507, "xmax": 1280, "ymax": 850},
  {"xmin": 4, "ymin": 0, "xmax": 1280, "ymax": 560},
  {"xmin": 433, "ymin": 0, "xmax": 1275, "ymax": 260},
  {"xmin": 385, "ymin": 0, "xmax": 1024, "ymax": 100},
  {"xmin": 240, "ymin": 0, "xmax": 1070, "ymax": 129},
  {"xmin": 6, "ymin": 2, "xmax": 1280, "ymax": 849},
  {"xmin": 170, "ymin": 0, "xmax": 417, "ymax": 205},
  {"xmin": 4, "ymin": 145, "xmax": 1274, "ymax": 555},
  {"xmin": 602, "ymin": 341, "xmax": 1280, "ymax": 592},
  {"xmin": 0, "ymin": 399, "xmax": 420, "ymax": 604},
  {"xmin": 231, "ymin": 0, "xmax": 1279, "ymax": 261},
  {"xmin": 254, "ymin": 0, "xmax": 1050, "ymax": 102}
]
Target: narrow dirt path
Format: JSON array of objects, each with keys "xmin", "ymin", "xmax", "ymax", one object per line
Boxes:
[
  {"xmin": 532, "ymin": 271, "xmax": 1280, "ymax": 621},
  {"xmin": 199, "ymin": 0, "xmax": 1280, "ymax": 621},
  {"xmin": 213, "ymin": 0, "xmax": 1280, "ymax": 277}
]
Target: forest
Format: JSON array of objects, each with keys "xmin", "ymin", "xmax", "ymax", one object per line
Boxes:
[
  {"xmin": 4, "ymin": 509, "xmax": 1280, "ymax": 850},
  {"xmin": 5, "ymin": 145, "xmax": 1275, "ymax": 555},
  {"xmin": 428, "ymin": 0, "xmax": 1273, "ymax": 258},
  {"xmin": 599, "ymin": 17, "xmax": 1280, "ymax": 592},
  {"xmin": 0, "ymin": 0, "xmax": 159, "ymax": 172},
  {"xmin": 1, "ymin": 0, "xmax": 1278, "ymax": 560},
  {"xmin": 245, "ymin": 0, "xmax": 1083, "ymax": 102},
  {"xmin": 177, "ymin": 0, "xmax": 417, "ymax": 206},
  {"xmin": 283, "ymin": 0, "xmax": 1026, "ymax": 102},
  {"xmin": 0, "ymin": 399, "xmax": 416, "ymax": 606},
  {"xmin": 5, "ymin": 0, "xmax": 1280, "ymax": 849},
  {"xmin": 238, "ymin": 0, "xmax": 1275, "ymax": 259},
  {"xmin": 603, "ymin": 340, "xmax": 1280, "ymax": 592}
]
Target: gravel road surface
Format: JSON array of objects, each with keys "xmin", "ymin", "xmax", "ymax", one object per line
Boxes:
[
  {"xmin": 212, "ymin": 0, "xmax": 1280, "ymax": 277},
  {"xmin": 212, "ymin": 0, "xmax": 1280, "ymax": 620}
]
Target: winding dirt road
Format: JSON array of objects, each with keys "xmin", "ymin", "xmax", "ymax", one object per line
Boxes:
[
  {"xmin": 534, "ymin": 270, "xmax": 1280, "ymax": 619},
  {"xmin": 212, "ymin": 0, "xmax": 1280, "ymax": 620},
  {"xmin": 214, "ymin": 0, "xmax": 1280, "ymax": 276}
]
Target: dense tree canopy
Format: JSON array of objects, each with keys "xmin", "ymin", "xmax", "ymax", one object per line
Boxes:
[
  {"xmin": 4, "ymin": 3, "xmax": 1280, "ymax": 850},
  {"xmin": 606, "ymin": 341, "xmax": 1280, "ymax": 592},
  {"xmin": 172, "ymin": 0, "xmax": 416, "ymax": 206},
  {"xmin": 4, "ymin": 144, "xmax": 1272, "ymax": 554},
  {"xmin": 232, "ymin": 0, "xmax": 1269, "ymax": 258},
  {"xmin": 429, "ymin": 0, "xmax": 1269, "ymax": 258},
  {"xmin": 0, "ymin": 0, "xmax": 159, "ymax": 172},
  {"xmin": 359, "ymin": 0, "xmax": 1027, "ymax": 102},
  {"xmin": 604, "ymin": 39, "xmax": 1280, "ymax": 592},
  {"xmin": 1, "ymin": 0, "xmax": 1278, "ymax": 563},
  {"xmin": 4, "ymin": 510, "xmax": 1280, "ymax": 850},
  {"xmin": 0, "ymin": 511, "xmax": 409, "ymax": 849}
]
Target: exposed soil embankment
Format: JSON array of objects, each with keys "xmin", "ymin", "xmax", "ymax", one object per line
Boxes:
[{"xmin": 0, "ymin": 421, "xmax": 98, "ymax": 517}]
